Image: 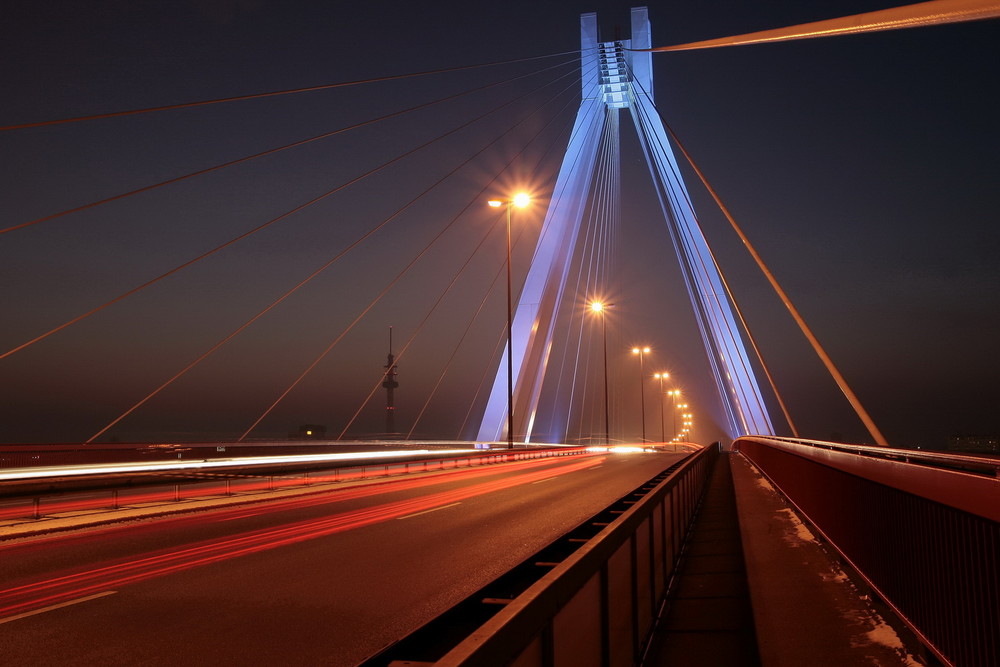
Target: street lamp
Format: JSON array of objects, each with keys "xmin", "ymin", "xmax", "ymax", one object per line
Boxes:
[
  {"xmin": 488, "ymin": 193, "xmax": 530, "ymax": 449},
  {"xmin": 631, "ymin": 346, "xmax": 651, "ymax": 443},
  {"xmin": 653, "ymin": 372, "xmax": 670, "ymax": 443},
  {"xmin": 589, "ymin": 301, "xmax": 614, "ymax": 445}
]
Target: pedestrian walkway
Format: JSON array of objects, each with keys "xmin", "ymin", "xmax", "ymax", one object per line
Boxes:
[
  {"xmin": 644, "ymin": 452, "xmax": 760, "ymax": 665},
  {"xmin": 644, "ymin": 451, "xmax": 922, "ymax": 666}
]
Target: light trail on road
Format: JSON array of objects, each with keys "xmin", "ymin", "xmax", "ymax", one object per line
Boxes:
[
  {"xmin": 0, "ymin": 450, "xmax": 587, "ymax": 522},
  {"xmin": 0, "ymin": 454, "xmax": 605, "ymax": 621},
  {"xmin": 0, "ymin": 448, "xmax": 471, "ymax": 481}
]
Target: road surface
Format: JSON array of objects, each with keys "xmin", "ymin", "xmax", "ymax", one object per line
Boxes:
[{"xmin": 0, "ymin": 450, "xmax": 684, "ymax": 665}]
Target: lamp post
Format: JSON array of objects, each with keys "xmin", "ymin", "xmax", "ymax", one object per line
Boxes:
[
  {"xmin": 631, "ymin": 346, "xmax": 650, "ymax": 443},
  {"xmin": 488, "ymin": 193, "xmax": 530, "ymax": 449},
  {"xmin": 590, "ymin": 301, "xmax": 613, "ymax": 445},
  {"xmin": 653, "ymin": 372, "xmax": 669, "ymax": 444}
]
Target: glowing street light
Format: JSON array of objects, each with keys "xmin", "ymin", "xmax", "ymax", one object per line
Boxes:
[
  {"xmin": 653, "ymin": 372, "xmax": 670, "ymax": 444},
  {"xmin": 631, "ymin": 346, "xmax": 651, "ymax": 443},
  {"xmin": 589, "ymin": 301, "xmax": 614, "ymax": 445},
  {"xmin": 488, "ymin": 193, "xmax": 530, "ymax": 449}
]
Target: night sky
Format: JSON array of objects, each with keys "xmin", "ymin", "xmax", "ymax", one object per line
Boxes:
[{"xmin": 1, "ymin": 1, "xmax": 997, "ymax": 448}]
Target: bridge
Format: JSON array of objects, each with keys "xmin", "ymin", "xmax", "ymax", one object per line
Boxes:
[{"xmin": 1, "ymin": 2, "xmax": 997, "ymax": 666}]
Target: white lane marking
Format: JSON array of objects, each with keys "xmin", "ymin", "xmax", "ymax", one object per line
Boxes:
[
  {"xmin": 396, "ymin": 502, "xmax": 461, "ymax": 520},
  {"xmin": 0, "ymin": 590, "xmax": 118, "ymax": 625},
  {"xmin": 531, "ymin": 477, "xmax": 557, "ymax": 484}
]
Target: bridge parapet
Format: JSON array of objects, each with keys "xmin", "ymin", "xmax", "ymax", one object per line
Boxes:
[
  {"xmin": 733, "ymin": 436, "xmax": 999, "ymax": 667},
  {"xmin": 365, "ymin": 444, "xmax": 717, "ymax": 666}
]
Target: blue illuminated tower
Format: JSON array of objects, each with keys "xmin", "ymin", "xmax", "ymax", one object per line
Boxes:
[{"xmin": 477, "ymin": 7, "xmax": 773, "ymax": 443}]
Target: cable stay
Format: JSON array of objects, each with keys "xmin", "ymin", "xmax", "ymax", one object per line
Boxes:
[
  {"xmin": 2, "ymin": 59, "xmax": 582, "ymax": 365},
  {"xmin": 0, "ymin": 50, "xmax": 584, "ymax": 132},
  {"xmin": 626, "ymin": 64, "xmax": 887, "ymax": 445},
  {"xmin": 632, "ymin": 0, "xmax": 1000, "ymax": 52},
  {"xmin": 406, "ymin": 219, "xmax": 513, "ymax": 440},
  {"xmin": 407, "ymin": 88, "xmax": 591, "ymax": 440},
  {"xmin": 246, "ymin": 75, "xmax": 585, "ymax": 442},
  {"xmin": 90, "ymin": 73, "xmax": 581, "ymax": 442},
  {"xmin": 84, "ymin": 65, "xmax": 582, "ymax": 442},
  {"xmin": 337, "ymin": 203, "xmax": 513, "ymax": 440},
  {"xmin": 661, "ymin": 116, "xmax": 890, "ymax": 447},
  {"xmin": 550, "ymin": 107, "xmax": 619, "ymax": 443},
  {"xmin": 0, "ymin": 57, "xmax": 580, "ymax": 237},
  {"xmin": 626, "ymin": 70, "xmax": 772, "ymax": 436},
  {"xmin": 628, "ymin": 81, "xmax": 798, "ymax": 438}
]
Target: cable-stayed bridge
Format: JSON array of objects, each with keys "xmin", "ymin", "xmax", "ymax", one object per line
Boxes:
[
  {"xmin": 1, "ymin": 2, "xmax": 997, "ymax": 449},
  {"xmin": 0, "ymin": 3, "xmax": 997, "ymax": 666}
]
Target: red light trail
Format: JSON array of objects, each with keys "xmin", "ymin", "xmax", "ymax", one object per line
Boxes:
[
  {"xmin": 0, "ymin": 454, "xmax": 605, "ymax": 621},
  {"xmin": 0, "ymin": 450, "xmax": 586, "ymax": 522}
]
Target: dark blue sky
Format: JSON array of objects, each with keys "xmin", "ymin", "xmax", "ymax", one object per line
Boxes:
[{"xmin": 1, "ymin": 1, "xmax": 997, "ymax": 447}]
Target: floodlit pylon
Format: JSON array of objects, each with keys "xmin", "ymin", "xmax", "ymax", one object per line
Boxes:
[{"xmin": 477, "ymin": 7, "xmax": 774, "ymax": 444}]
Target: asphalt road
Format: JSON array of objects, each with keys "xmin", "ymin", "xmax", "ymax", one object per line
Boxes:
[{"xmin": 0, "ymin": 450, "xmax": 685, "ymax": 666}]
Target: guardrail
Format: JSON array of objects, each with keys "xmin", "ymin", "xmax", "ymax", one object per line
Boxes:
[
  {"xmin": 366, "ymin": 443, "xmax": 717, "ymax": 666},
  {"xmin": 732, "ymin": 436, "xmax": 999, "ymax": 667},
  {"xmin": 0, "ymin": 447, "xmax": 586, "ymax": 524}
]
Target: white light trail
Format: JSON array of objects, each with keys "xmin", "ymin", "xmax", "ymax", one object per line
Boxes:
[{"xmin": 0, "ymin": 449, "xmax": 474, "ymax": 482}]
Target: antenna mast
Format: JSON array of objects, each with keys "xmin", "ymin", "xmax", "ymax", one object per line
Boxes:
[{"xmin": 382, "ymin": 326, "xmax": 398, "ymax": 436}]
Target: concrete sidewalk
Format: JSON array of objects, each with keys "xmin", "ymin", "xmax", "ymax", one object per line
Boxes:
[
  {"xmin": 730, "ymin": 451, "xmax": 922, "ymax": 666},
  {"xmin": 645, "ymin": 452, "xmax": 923, "ymax": 666}
]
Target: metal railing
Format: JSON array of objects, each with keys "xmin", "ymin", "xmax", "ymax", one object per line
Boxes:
[
  {"xmin": 383, "ymin": 443, "xmax": 718, "ymax": 666},
  {"xmin": 733, "ymin": 436, "xmax": 999, "ymax": 667}
]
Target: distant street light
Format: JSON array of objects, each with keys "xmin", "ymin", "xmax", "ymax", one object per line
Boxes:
[
  {"xmin": 589, "ymin": 301, "xmax": 614, "ymax": 445},
  {"xmin": 667, "ymin": 389, "xmax": 681, "ymax": 439},
  {"xmin": 653, "ymin": 372, "xmax": 670, "ymax": 443},
  {"xmin": 631, "ymin": 346, "xmax": 651, "ymax": 443},
  {"xmin": 488, "ymin": 193, "xmax": 530, "ymax": 449}
]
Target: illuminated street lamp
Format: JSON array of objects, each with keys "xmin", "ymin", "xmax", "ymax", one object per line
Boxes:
[
  {"xmin": 631, "ymin": 346, "xmax": 651, "ymax": 443},
  {"xmin": 589, "ymin": 301, "xmax": 614, "ymax": 445},
  {"xmin": 488, "ymin": 193, "xmax": 530, "ymax": 449},
  {"xmin": 653, "ymin": 372, "xmax": 670, "ymax": 443}
]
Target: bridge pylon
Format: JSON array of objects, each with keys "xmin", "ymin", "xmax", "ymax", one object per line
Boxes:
[{"xmin": 477, "ymin": 7, "xmax": 774, "ymax": 444}]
